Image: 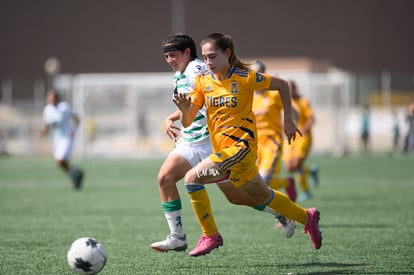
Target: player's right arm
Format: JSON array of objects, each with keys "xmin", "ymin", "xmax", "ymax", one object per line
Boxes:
[{"xmin": 173, "ymin": 93, "xmax": 200, "ymax": 128}]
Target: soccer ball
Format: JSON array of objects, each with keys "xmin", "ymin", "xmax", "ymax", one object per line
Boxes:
[{"xmin": 67, "ymin": 237, "xmax": 107, "ymax": 274}]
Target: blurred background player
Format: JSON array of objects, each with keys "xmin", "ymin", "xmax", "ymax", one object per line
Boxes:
[
  {"xmin": 37, "ymin": 89, "xmax": 84, "ymax": 189},
  {"xmin": 282, "ymin": 80, "xmax": 319, "ymax": 201},
  {"xmin": 151, "ymin": 34, "xmax": 295, "ymax": 255},
  {"xmin": 403, "ymin": 102, "xmax": 414, "ymax": 154},
  {"xmin": 251, "ymin": 60, "xmax": 297, "ymax": 232}
]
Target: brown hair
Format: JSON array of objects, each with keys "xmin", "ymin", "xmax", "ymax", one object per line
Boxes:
[{"xmin": 200, "ymin": 33, "xmax": 249, "ymax": 70}]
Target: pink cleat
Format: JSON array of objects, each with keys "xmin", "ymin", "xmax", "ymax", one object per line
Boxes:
[
  {"xmin": 189, "ymin": 232, "xmax": 223, "ymax": 257},
  {"xmin": 304, "ymin": 208, "xmax": 322, "ymax": 249},
  {"xmin": 286, "ymin": 177, "xmax": 297, "ymax": 202}
]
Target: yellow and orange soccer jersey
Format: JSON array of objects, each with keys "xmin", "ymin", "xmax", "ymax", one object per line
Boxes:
[
  {"xmin": 190, "ymin": 67, "xmax": 272, "ymax": 154},
  {"xmin": 252, "ymin": 90, "xmax": 284, "ymax": 138}
]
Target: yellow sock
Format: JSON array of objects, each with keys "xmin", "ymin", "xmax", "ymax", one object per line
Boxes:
[
  {"xmin": 186, "ymin": 184, "xmax": 218, "ymax": 236},
  {"xmin": 268, "ymin": 176, "xmax": 289, "ymax": 189},
  {"xmin": 264, "ymin": 189, "xmax": 308, "ymax": 225},
  {"xmin": 297, "ymin": 170, "xmax": 310, "ymax": 193}
]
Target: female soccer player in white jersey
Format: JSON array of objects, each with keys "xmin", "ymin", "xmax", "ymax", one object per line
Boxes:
[
  {"xmin": 38, "ymin": 90, "xmax": 84, "ymax": 189},
  {"xmin": 173, "ymin": 33, "xmax": 322, "ymax": 254},
  {"xmin": 150, "ymin": 34, "xmax": 295, "ymax": 257}
]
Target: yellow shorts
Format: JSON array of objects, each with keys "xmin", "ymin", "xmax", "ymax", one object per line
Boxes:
[
  {"xmin": 257, "ymin": 134, "xmax": 283, "ymax": 174},
  {"xmin": 283, "ymin": 134, "xmax": 312, "ymax": 162},
  {"xmin": 209, "ymin": 145, "xmax": 258, "ymax": 187}
]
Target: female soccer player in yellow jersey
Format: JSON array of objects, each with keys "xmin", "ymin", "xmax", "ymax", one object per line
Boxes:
[
  {"xmin": 151, "ymin": 33, "xmax": 295, "ymax": 256},
  {"xmin": 174, "ymin": 33, "xmax": 322, "ymax": 255}
]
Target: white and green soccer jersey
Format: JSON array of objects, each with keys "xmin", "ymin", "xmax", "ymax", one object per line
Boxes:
[
  {"xmin": 173, "ymin": 58, "xmax": 209, "ymax": 143},
  {"xmin": 43, "ymin": 101, "xmax": 75, "ymax": 160},
  {"xmin": 43, "ymin": 101, "xmax": 74, "ymax": 141}
]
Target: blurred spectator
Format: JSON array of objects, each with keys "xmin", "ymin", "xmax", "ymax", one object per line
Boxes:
[
  {"xmin": 403, "ymin": 102, "xmax": 414, "ymax": 154},
  {"xmin": 137, "ymin": 109, "xmax": 150, "ymax": 150},
  {"xmin": 85, "ymin": 115, "xmax": 97, "ymax": 156},
  {"xmin": 85, "ymin": 116, "xmax": 97, "ymax": 143},
  {"xmin": 391, "ymin": 108, "xmax": 400, "ymax": 154},
  {"xmin": 360, "ymin": 104, "xmax": 371, "ymax": 153}
]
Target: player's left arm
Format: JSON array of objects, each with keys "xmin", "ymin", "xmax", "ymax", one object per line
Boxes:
[
  {"xmin": 269, "ymin": 77, "xmax": 302, "ymax": 143},
  {"xmin": 70, "ymin": 112, "xmax": 80, "ymax": 139},
  {"xmin": 291, "ymin": 106, "xmax": 299, "ymax": 122}
]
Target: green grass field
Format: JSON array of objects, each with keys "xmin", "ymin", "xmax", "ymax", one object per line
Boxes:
[{"xmin": 1, "ymin": 154, "xmax": 414, "ymax": 275}]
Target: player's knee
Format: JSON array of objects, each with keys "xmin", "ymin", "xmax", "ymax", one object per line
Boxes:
[
  {"xmin": 157, "ymin": 171, "xmax": 177, "ymax": 188},
  {"xmin": 183, "ymin": 171, "xmax": 197, "ymax": 184}
]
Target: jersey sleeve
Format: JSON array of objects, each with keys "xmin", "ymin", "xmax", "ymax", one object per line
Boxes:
[
  {"xmin": 250, "ymin": 71, "xmax": 272, "ymax": 91},
  {"xmin": 190, "ymin": 75, "xmax": 205, "ymax": 108},
  {"xmin": 188, "ymin": 63, "xmax": 206, "ymax": 90}
]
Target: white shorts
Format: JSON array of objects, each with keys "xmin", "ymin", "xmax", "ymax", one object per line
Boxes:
[
  {"xmin": 170, "ymin": 138, "xmax": 212, "ymax": 167},
  {"xmin": 53, "ymin": 137, "xmax": 74, "ymax": 161}
]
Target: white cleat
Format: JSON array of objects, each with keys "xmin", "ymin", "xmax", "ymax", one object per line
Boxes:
[
  {"xmin": 275, "ymin": 215, "xmax": 296, "ymax": 238},
  {"xmin": 150, "ymin": 234, "xmax": 187, "ymax": 252}
]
